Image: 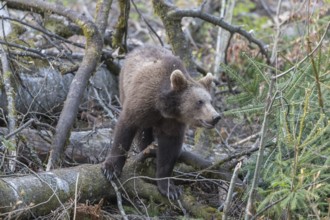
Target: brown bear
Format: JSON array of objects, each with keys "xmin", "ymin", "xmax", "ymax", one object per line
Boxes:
[{"xmin": 102, "ymin": 46, "xmax": 221, "ymax": 199}]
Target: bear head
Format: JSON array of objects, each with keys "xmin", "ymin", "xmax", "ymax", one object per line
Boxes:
[{"xmin": 159, "ymin": 69, "xmax": 221, "ymax": 128}]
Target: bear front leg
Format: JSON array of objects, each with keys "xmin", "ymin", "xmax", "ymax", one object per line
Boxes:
[
  {"xmin": 101, "ymin": 117, "xmax": 137, "ymax": 180},
  {"xmin": 156, "ymin": 130, "xmax": 184, "ymax": 200}
]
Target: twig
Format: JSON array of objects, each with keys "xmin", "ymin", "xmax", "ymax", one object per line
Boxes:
[
  {"xmin": 0, "ymin": 39, "xmax": 45, "ymax": 57},
  {"xmin": 205, "ymin": 139, "xmax": 267, "ymax": 171},
  {"xmin": 60, "ymin": 64, "xmax": 79, "ymax": 75},
  {"xmin": 223, "ymin": 161, "xmax": 241, "ymax": 220},
  {"xmin": 0, "ymin": 16, "xmax": 118, "ymax": 63},
  {"xmin": 131, "ymin": 0, "xmax": 163, "ymax": 46},
  {"xmin": 33, "ymin": 121, "xmax": 56, "ymax": 133},
  {"xmin": 230, "ymin": 132, "xmax": 260, "ymax": 147},
  {"xmin": 273, "ymin": 21, "xmax": 329, "ymax": 79},
  {"xmin": 73, "ymin": 173, "xmax": 79, "ymax": 220},
  {"xmin": 168, "ymin": 8, "xmax": 270, "ymax": 64},
  {"xmin": 250, "ymin": 196, "xmax": 287, "ymax": 220},
  {"xmin": 110, "ymin": 180, "xmax": 128, "ymax": 220},
  {"xmin": 0, "ymin": 15, "xmax": 85, "ymax": 49},
  {"xmin": 176, "ymin": 199, "xmax": 187, "ymax": 216},
  {"xmin": 92, "ymin": 86, "xmax": 115, "ymax": 119},
  {"xmin": 4, "ymin": 118, "xmax": 34, "ymax": 139},
  {"xmin": 224, "ymin": 33, "xmax": 233, "ymax": 66},
  {"xmin": 307, "ymin": 33, "xmax": 324, "ymax": 112}
]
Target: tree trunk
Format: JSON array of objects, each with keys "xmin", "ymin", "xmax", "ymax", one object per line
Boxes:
[{"xmin": 0, "ymin": 163, "xmax": 161, "ymax": 218}]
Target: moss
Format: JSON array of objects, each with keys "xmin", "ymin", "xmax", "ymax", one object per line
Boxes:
[
  {"xmin": 95, "ymin": 0, "xmax": 102, "ymax": 17},
  {"xmin": 152, "ymin": 0, "xmax": 196, "ymax": 73},
  {"xmin": 193, "ymin": 128, "xmax": 217, "ymax": 159},
  {"xmin": 75, "ymin": 20, "xmax": 94, "ymax": 39},
  {"xmin": 44, "ymin": 17, "xmax": 75, "ymax": 38},
  {"xmin": 9, "ymin": 23, "xmax": 26, "ymax": 36},
  {"xmin": 3, "ymin": 70, "xmax": 11, "ymax": 80},
  {"xmin": 194, "ymin": 128, "xmax": 203, "ymax": 145},
  {"xmin": 182, "ymin": 193, "xmax": 222, "ymax": 219},
  {"xmin": 112, "ymin": 0, "xmax": 130, "ymax": 52}
]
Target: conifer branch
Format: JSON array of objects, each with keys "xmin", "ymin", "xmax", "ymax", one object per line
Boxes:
[{"xmin": 244, "ymin": 0, "xmax": 282, "ymax": 218}]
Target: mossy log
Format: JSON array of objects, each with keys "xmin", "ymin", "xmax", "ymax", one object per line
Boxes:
[
  {"xmin": 0, "ymin": 162, "xmax": 163, "ymax": 218},
  {"xmin": 0, "ymin": 159, "xmax": 227, "ymax": 219},
  {"xmin": 0, "ymin": 127, "xmax": 241, "ymax": 218}
]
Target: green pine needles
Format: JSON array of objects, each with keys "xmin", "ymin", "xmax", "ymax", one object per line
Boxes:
[{"xmin": 223, "ymin": 47, "xmax": 330, "ymax": 219}]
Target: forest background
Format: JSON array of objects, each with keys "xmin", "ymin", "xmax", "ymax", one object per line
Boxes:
[{"xmin": 0, "ymin": 0, "xmax": 329, "ymax": 219}]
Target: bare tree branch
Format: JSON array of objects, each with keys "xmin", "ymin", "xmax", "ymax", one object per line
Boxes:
[
  {"xmin": 131, "ymin": 0, "xmax": 164, "ymax": 46},
  {"xmin": 0, "ymin": 39, "xmax": 46, "ymax": 57},
  {"xmin": 168, "ymin": 8, "xmax": 270, "ymax": 64},
  {"xmin": 0, "ymin": 15, "xmax": 85, "ymax": 48},
  {"xmin": 223, "ymin": 161, "xmax": 241, "ymax": 220}
]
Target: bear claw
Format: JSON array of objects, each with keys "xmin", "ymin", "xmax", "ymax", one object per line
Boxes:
[
  {"xmin": 158, "ymin": 181, "xmax": 182, "ymax": 200},
  {"xmin": 168, "ymin": 187, "xmax": 182, "ymax": 200},
  {"xmin": 101, "ymin": 163, "xmax": 118, "ymax": 181}
]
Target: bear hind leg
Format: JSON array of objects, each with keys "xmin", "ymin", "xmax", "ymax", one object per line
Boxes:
[
  {"xmin": 156, "ymin": 131, "xmax": 184, "ymax": 200},
  {"xmin": 137, "ymin": 127, "xmax": 154, "ymax": 151}
]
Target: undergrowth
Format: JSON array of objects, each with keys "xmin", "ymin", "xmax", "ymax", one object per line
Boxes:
[{"xmin": 223, "ymin": 23, "xmax": 330, "ymax": 219}]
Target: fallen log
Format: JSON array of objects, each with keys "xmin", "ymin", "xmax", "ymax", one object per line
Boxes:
[
  {"xmin": 0, "ymin": 127, "xmax": 244, "ymax": 218},
  {"xmin": 0, "ymin": 162, "xmax": 163, "ymax": 218},
  {"xmin": 0, "ymin": 127, "xmax": 112, "ymax": 165},
  {"xmin": 0, "ymin": 164, "xmax": 108, "ymax": 217},
  {"xmin": 0, "ymin": 159, "xmax": 229, "ymax": 219}
]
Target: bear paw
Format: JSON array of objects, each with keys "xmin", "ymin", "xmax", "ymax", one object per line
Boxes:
[
  {"xmin": 157, "ymin": 180, "xmax": 182, "ymax": 200},
  {"xmin": 101, "ymin": 160, "xmax": 122, "ymax": 181}
]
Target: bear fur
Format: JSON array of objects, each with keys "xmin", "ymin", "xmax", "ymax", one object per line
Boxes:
[{"xmin": 102, "ymin": 46, "xmax": 220, "ymax": 199}]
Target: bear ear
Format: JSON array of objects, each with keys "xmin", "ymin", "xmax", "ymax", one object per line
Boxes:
[
  {"xmin": 199, "ymin": 72, "xmax": 214, "ymax": 91},
  {"xmin": 170, "ymin": 69, "xmax": 187, "ymax": 91}
]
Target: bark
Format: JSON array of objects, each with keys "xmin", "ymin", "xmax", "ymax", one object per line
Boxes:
[
  {"xmin": 0, "ymin": 127, "xmax": 112, "ymax": 165},
  {"xmin": 152, "ymin": 0, "xmax": 197, "ymax": 76},
  {"xmin": 95, "ymin": 0, "xmax": 113, "ymax": 36},
  {"xmin": 112, "ymin": 0, "xmax": 130, "ymax": 52},
  {"xmin": 0, "ymin": 159, "xmax": 229, "ymax": 219},
  {"xmin": 0, "ymin": 163, "xmax": 152, "ymax": 218},
  {"xmin": 0, "ymin": 66, "xmax": 118, "ymax": 117},
  {"xmin": 0, "ymin": 30, "xmax": 17, "ymax": 171}
]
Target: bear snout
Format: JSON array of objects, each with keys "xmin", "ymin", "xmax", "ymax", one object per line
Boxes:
[
  {"xmin": 198, "ymin": 113, "xmax": 221, "ymax": 128},
  {"xmin": 212, "ymin": 114, "xmax": 221, "ymax": 126}
]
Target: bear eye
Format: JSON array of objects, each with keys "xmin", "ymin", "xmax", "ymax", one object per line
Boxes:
[{"xmin": 197, "ymin": 100, "xmax": 204, "ymax": 106}]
